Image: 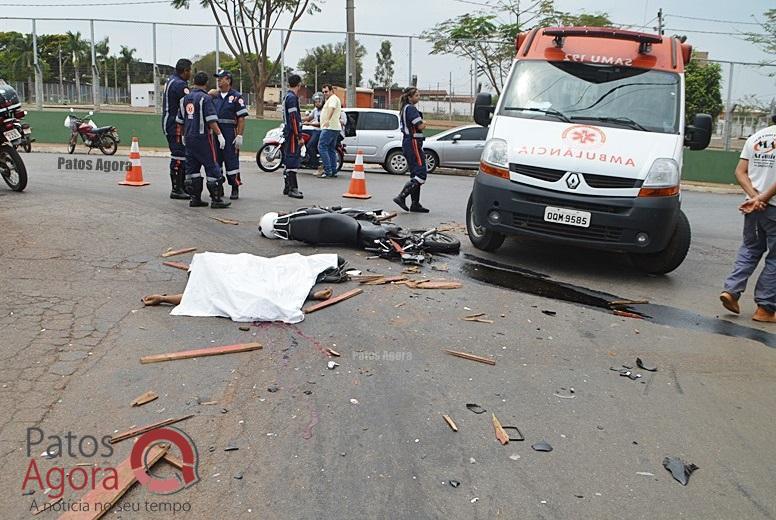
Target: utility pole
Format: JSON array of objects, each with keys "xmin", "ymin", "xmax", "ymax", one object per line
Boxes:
[
  {"xmin": 32, "ymin": 19, "xmax": 42, "ymax": 109},
  {"xmin": 346, "ymin": 0, "xmax": 356, "ymax": 107},
  {"xmin": 113, "ymin": 57, "xmax": 118, "ymax": 104},
  {"xmin": 90, "ymin": 19, "xmax": 99, "ymax": 111},
  {"xmin": 58, "ymin": 46, "xmax": 64, "ymax": 103},
  {"xmin": 215, "ymin": 27, "xmax": 220, "ymax": 72},
  {"xmin": 449, "ymin": 71, "xmax": 453, "ymax": 121},
  {"xmin": 724, "ymin": 63, "xmax": 735, "ymax": 152},
  {"xmin": 153, "ymin": 23, "xmax": 159, "ymax": 114},
  {"xmin": 315, "ymin": 63, "xmax": 318, "ymax": 93},
  {"xmin": 657, "ymin": 8, "xmax": 664, "ymax": 35}
]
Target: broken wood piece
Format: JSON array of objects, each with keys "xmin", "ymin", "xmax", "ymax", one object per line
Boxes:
[
  {"xmin": 326, "ymin": 348, "xmax": 341, "ymax": 357},
  {"xmin": 140, "ymin": 342, "xmax": 262, "ymax": 364},
  {"xmin": 613, "ymin": 310, "xmax": 644, "ymax": 320},
  {"xmin": 394, "ymin": 302, "xmax": 407, "ymax": 308},
  {"xmin": 375, "ymin": 211, "xmax": 398, "ymax": 222},
  {"xmin": 162, "ymin": 261, "xmax": 190, "ymax": 271},
  {"xmin": 464, "ymin": 313, "xmax": 486, "ymax": 319},
  {"xmin": 162, "ymin": 452, "xmax": 184, "ymax": 470},
  {"xmin": 209, "ymin": 216, "xmax": 239, "ymax": 225},
  {"xmin": 110, "ymin": 415, "xmax": 194, "ymax": 444},
  {"xmin": 130, "ymin": 391, "xmax": 158, "ymax": 407},
  {"xmin": 403, "ymin": 280, "xmax": 463, "ymax": 290},
  {"xmin": 402, "ymin": 266, "xmax": 421, "ymax": 275},
  {"xmin": 58, "ymin": 445, "xmax": 167, "ymax": 519},
  {"xmin": 492, "ymin": 414, "xmax": 510, "ymax": 445},
  {"xmin": 311, "ymin": 288, "xmax": 334, "ymax": 301},
  {"xmin": 609, "ymin": 299, "xmax": 649, "ymax": 307},
  {"xmin": 303, "ymin": 288, "xmax": 363, "ymax": 314},
  {"xmin": 464, "ymin": 317, "xmax": 495, "ymax": 324},
  {"xmin": 161, "ymin": 247, "xmax": 197, "ymax": 258},
  {"xmin": 444, "ymin": 349, "xmax": 496, "ymax": 366},
  {"xmin": 443, "ymin": 415, "xmax": 459, "ymax": 432},
  {"xmin": 361, "ymin": 276, "xmax": 407, "ymax": 286}
]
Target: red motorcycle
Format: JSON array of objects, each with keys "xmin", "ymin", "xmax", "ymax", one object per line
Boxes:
[
  {"xmin": 65, "ymin": 109, "xmax": 119, "ymax": 155},
  {"xmin": 256, "ymin": 125, "xmax": 345, "ymax": 173}
]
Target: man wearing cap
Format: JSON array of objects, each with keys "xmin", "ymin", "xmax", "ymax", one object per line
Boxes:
[
  {"xmin": 162, "ymin": 58, "xmax": 192, "ymax": 200},
  {"xmin": 175, "ymin": 71, "xmax": 230, "ymax": 209},
  {"xmin": 212, "ymin": 70, "xmax": 249, "ymax": 200}
]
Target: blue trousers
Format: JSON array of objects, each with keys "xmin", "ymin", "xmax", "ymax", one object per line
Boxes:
[
  {"xmin": 318, "ymin": 129, "xmax": 339, "ymax": 176},
  {"xmin": 402, "ymin": 138, "xmax": 427, "ymax": 183},
  {"xmin": 185, "ymin": 135, "xmax": 223, "ymax": 187},
  {"xmin": 167, "ymin": 133, "xmax": 185, "ymax": 174},
  {"xmin": 283, "ymin": 132, "xmax": 301, "ymax": 170},
  {"xmin": 216, "ymin": 125, "xmax": 241, "ymax": 185},
  {"xmin": 305, "ymin": 129, "xmax": 321, "ymax": 167},
  {"xmin": 724, "ymin": 205, "xmax": 776, "ymax": 311}
]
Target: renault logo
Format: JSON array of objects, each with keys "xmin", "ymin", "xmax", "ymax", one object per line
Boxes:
[{"xmin": 566, "ymin": 173, "xmax": 581, "ymax": 190}]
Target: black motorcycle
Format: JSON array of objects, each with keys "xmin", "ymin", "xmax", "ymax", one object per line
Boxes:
[
  {"xmin": 0, "ymin": 80, "xmax": 28, "ymax": 191},
  {"xmin": 260, "ymin": 206, "xmax": 460, "ymax": 264}
]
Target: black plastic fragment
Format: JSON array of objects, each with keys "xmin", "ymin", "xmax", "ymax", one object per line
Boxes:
[
  {"xmin": 663, "ymin": 456, "xmax": 698, "ymax": 486},
  {"xmin": 466, "ymin": 403, "xmax": 486, "ymax": 414},
  {"xmin": 636, "ymin": 357, "xmax": 658, "ymax": 372},
  {"xmin": 542, "ymin": 310, "xmax": 557, "ymax": 316},
  {"xmin": 532, "ymin": 441, "xmax": 553, "ymax": 452},
  {"xmin": 449, "ymin": 480, "xmax": 461, "ymax": 488},
  {"xmin": 502, "ymin": 426, "xmax": 525, "ymax": 442}
]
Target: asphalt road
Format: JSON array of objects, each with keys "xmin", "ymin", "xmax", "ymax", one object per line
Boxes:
[{"xmin": 1, "ymin": 152, "xmax": 775, "ymax": 520}]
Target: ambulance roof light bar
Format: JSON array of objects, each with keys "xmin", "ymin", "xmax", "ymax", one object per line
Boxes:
[{"xmin": 543, "ymin": 27, "xmax": 663, "ymax": 55}]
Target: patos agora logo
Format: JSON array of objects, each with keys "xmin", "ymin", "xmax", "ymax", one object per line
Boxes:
[
  {"xmin": 131, "ymin": 427, "xmax": 199, "ymax": 494},
  {"xmin": 562, "ymin": 125, "xmax": 607, "ymax": 150}
]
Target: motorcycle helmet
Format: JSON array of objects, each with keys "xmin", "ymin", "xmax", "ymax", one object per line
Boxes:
[
  {"xmin": 312, "ymin": 92, "xmax": 324, "ymax": 105},
  {"xmin": 259, "ymin": 212, "xmax": 279, "ymax": 239}
]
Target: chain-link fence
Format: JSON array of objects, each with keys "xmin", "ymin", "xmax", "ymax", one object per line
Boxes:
[{"xmin": 1, "ymin": 16, "xmax": 774, "ymax": 143}]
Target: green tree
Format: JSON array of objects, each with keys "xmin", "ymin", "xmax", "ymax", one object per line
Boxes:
[
  {"xmin": 369, "ymin": 40, "xmax": 397, "ymax": 106},
  {"xmin": 119, "ymin": 45, "xmax": 136, "ymax": 90},
  {"xmin": 64, "ymin": 31, "xmax": 89, "ymax": 101},
  {"xmin": 745, "ymin": 9, "xmax": 776, "ymax": 74},
  {"xmin": 684, "ymin": 55, "xmax": 723, "ymax": 123},
  {"xmin": 171, "ymin": 0, "xmax": 321, "ymax": 118},
  {"xmin": 9, "ymin": 34, "xmax": 36, "ymax": 100},
  {"xmin": 423, "ymin": 0, "xmax": 611, "ymax": 94},
  {"xmin": 297, "ymin": 41, "xmax": 367, "ymax": 89}
]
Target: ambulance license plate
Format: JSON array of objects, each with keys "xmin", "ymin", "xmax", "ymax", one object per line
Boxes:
[
  {"xmin": 3, "ymin": 129, "xmax": 21, "ymax": 142},
  {"xmin": 543, "ymin": 206, "xmax": 591, "ymax": 228}
]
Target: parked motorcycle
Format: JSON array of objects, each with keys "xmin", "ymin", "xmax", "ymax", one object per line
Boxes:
[
  {"xmin": 259, "ymin": 206, "xmax": 460, "ymax": 265},
  {"xmin": 16, "ymin": 120, "xmax": 33, "ymax": 153},
  {"xmin": 65, "ymin": 108, "xmax": 120, "ymax": 155},
  {"xmin": 256, "ymin": 125, "xmax": 345, "ymax": 173},
  {"xmin": 0, "ymin": 79, "xmax": 28, "ymax": 191}
]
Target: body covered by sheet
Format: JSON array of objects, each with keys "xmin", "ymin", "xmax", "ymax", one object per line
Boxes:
[{"xmin": 170, "ymin": 252, "xmax": 339, "ymax": 323}]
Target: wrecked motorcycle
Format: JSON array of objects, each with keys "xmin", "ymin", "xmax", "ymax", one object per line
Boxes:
[{"xmin": 259, "ymin": 206, "xmax": 461, "ymax": 264}]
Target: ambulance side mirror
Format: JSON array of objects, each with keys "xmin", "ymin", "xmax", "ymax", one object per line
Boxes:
[
  {"xmin": 684, "ymin": 113, "xmax": 712, "ymax": 151},
  {"xmin": 474, "ymin": 93, "xmax": 494, "ymax": 127}
]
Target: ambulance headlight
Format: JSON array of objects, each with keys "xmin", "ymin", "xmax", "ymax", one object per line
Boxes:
[
  {"xmin": 644, "ymin": 158, "xmax": 680, "ymax": 188},
  {"xmin": 481, "ymin": 138, "xmax": 508, "ymax": 169}
]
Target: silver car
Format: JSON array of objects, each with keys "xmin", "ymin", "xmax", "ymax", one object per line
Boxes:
[{"xmin": 342, "ymin": 108, "xmax": 405, "ymax": 172}]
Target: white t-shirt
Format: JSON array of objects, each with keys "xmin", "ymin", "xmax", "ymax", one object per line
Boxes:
[
  {"xmin": 321, "ymin": 95, "xmax": 342, "ymax": 132},
  {"xmin": 741, "ymin": 125, "xmax": 776, "ymax": 206}
]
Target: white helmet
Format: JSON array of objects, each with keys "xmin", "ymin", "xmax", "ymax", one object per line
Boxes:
[{"xmin": 259, "ymin": 212, "xmax": 279, "ymax": 239}]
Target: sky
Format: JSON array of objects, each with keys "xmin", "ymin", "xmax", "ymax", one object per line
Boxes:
[{"xmin": 1, "ymin": 0, "xmax": 774, "ymax": 104}]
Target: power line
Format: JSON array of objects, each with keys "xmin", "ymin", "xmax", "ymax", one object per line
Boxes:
[
  {"xmin": 666, "ymin": 13, "xmax": 762, "ymax": 26},
  {"xmin": 0, "ymin": 0, "xmax": 167, "ymax": 5}
]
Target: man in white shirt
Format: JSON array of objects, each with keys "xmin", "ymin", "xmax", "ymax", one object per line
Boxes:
[
  {"xmin": 317, "ymin": 84, "xmax": 342, "ymax": 178},
  {"xmin": 720, "ymin": 122, "xmax": 776, "ymax": 322}
]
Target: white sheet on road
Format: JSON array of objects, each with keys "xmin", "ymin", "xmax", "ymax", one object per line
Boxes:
[{"xmin": 170, "ymin": 252, "xmax": 338, "ymax": 323}]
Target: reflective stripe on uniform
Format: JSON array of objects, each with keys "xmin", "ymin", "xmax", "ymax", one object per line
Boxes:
[
  {"xmin": 413, "ymin": 133, "xmax": 425, "ymax": 138},
  {"xmin": 170, "ymin": 155, "xmax": 186, "ymax": 161},
  {"xmin": 236, "ymin": 109, "xmax": 249, "ymax": 117},
  {"xmin": 287, "ymin": 107, "xmax": 298, "ymax": 113},
  {"xmin": 411, "ymin": 138, "xmax": 423, "ymax": 166},
  {"xmin": 206, "ymin": 175, "xmax": 220, "ymax": 183},
  {"xmin": 205, "ymin": 115, "xmax": 218, "ymax": 122},
  {"xmin": 218, "ymin": 118, "xmax": 236, "ymax": 125},
  {"xmin": 413, "ymin": 176, "xmax": 426, "ymax": 185},
  {"xmin": 412, "ymin": 117, "xmax": 422, "ymax": 125},
  {"xmin": 185, "ymin": 172, "xmax": 203, "ymax": 179},
  {"xmin": 226, "ymin": 169, "xmax": 240, "ymax": 176},
  {"xmin": 199, "ymin": 98, "xmax": 205, "ymax": 134}
]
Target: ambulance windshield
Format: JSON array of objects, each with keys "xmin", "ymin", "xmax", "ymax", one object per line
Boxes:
[{"xmin": 499, "ymin": 60, "xmax": 681, "ymax": 134}]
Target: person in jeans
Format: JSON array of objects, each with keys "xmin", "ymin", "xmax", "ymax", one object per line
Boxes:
[
  {"xmin": 317, "ymin": 84, "xmax": 342, "ymax": 178},
  {"xmin": 720, "ymin": 122, "xmax": 776, "ymax": 322}
]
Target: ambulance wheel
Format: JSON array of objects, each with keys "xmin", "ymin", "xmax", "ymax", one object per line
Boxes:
[
  {"xmin": 629, "ymin": 210, "xmax": 691, "ymax": 275},
  {"xmin": 466, "ymin": 194, "xmax": 504, "ymax": 252},
  {"xmin": 99, "ymin": 135, "xmax": 117, "ymax": 155},
  {"xmin": 0, "ymin": 146, "xmax": 28, "ymax": 192}
]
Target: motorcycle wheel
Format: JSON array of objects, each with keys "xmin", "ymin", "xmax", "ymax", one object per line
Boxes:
[
  {"xmin": 99, "ymin": 135, "xmax": 118, "ymax": 155},
  {"xmin": 0, "ymin": 146, "xmax": 28, "ymax": 192},
  {"xmin": 23, "ymin": 141, "xmax": 31, "ymax": 153},
  {"xmin": 257, "ymin": 143, "xmax": 283, "ymax": 172},
  {"xmin": 422, "ymin": 231, "xmax": 461, "ymax": 254},
  {"xmin": 67, "ymin": 135, "xmax": 76, "ymax": 154},
  {"xmin": 336, "ymin": 150, "xmax": 344, "ymax": 173}
]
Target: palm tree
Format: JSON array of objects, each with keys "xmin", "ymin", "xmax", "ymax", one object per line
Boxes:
[
  {"xmin": 9, "ymin": 34, "xmax": 35, "ymax": 103},
  {"xmin": 95, "ymin": 37, "xmax": 110, "ymax": 91},
  {"xmin": 119, "ymin": 46, "xmax": 136, "ymax": 91},
  {"xmin": 64, "ymin": 31, "xmax": 88, "ymax": 102}
]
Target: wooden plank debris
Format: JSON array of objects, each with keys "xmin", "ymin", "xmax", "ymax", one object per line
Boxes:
[
  {"xmin": 443, "ymin": 415, "xmax": 459, "ymax": 432},
  {"xmin": 57, "ymin": 445, "xmax": 167, "ymax": 519},
  {"xmin": 609, "ymin": 299, "xmax": 649, "ymax": 307},
  {"xmin": 374, "ymin": 212, "xmax": 398, "ymax": 222},
  {"xmin": 209, "ymin": 216, "xmax": 239, "ymax": 225},
  {"xmin": 140, "ymin": 342, "xmax": 262, "ymax": 364},
  {"xmin": 303, "ymin": 289, "xmax": 363, "ymax": 314},
  {"xmin": 162, "ymin": 452, "xmax": 184, "ymax": 470},
  {"xmin": 443, "ymin": 349, "xmax": 496, "ymax": 366},
  {"xmin": 110, "ymin": 415, "xmax": 194, "ymax": 444},
  {"xmin": 130, "ymin": 391, "xmax": 158, "ymax": 407},
  {"xmin": 492, "ymin": 414, "xmax": 510, "ymax": 445},
  {"xmin": 161, "ymin": 247, "xmax": 197, "ymax": 258},
  {"xmin": 162, "ymin": 261, "xmax": 190, "ymax": 271}
]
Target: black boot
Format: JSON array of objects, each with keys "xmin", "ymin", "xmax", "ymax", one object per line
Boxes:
[
  {"xmin": 227, "ymin": 175, "xmax": 239, "ymax": 200},
  {"xmin": 283, "ymin": 170, "xmax": 290, "ymax": 195},
  {"xmin": 393, "ymin": 181, "xmax": 414, "ymax": 211},
  {"xmin": 409, "ymin": 182, "xmax": 430, "ymax": 213},
  {"xmin": 189, "ymin": 178, "xmax": 208, "ymax": 207},
  {"xmin": 208, "ymin": 182, "xmax": 231, "ymax": 209},
  {"xmin": 286, "ymin": 171, "xmax": 303, "ymax": 199},
  {"xmin": 169, "ymin": 169, "xmax": 188, "ymax": 199}
]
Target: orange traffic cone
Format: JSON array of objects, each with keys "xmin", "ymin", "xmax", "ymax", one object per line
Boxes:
[
  {"xmin": 119, "ymin": 137, "xmax": 150, "ymax": 186},
  {"xmin": 343, "ymin": 150, "xmax": 371, "ymax": 199}
]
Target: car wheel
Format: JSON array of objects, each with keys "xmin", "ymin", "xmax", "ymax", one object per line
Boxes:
[
  {"xmin": 425, "ymin": 151, "xmax": 438, "ymax": 174},
  {"xmin": 384, "ymin": 149, "xmax": 408, "ymax": 175}
]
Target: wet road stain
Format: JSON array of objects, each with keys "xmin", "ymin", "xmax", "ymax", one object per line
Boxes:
[{"xmin": 461, "ymin": 254, "xmax": 776, "ymax": 348}]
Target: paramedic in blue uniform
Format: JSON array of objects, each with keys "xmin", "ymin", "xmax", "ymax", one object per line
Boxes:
[
  {"xmin": 212, "ymin": 70, "xmax": 249, "ymax": 200},
  {"xmin": 393, "ymin": 87, "xmax": 429, "ymax": 212},
  {"xmin": 162, "ymin": 58, "xmax": 192, "ymax": 200},
  {"xmin": 281, "ymin": 74, "xmax": 304, "ymax": 199},
  {"xmin": 175, "ymin": 71, "xmax": 230, "ymax": 209}
]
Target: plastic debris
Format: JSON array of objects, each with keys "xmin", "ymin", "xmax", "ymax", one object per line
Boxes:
[
  {"xmin": 327, "ymin": 361, "xmax": 339, "ymax": 370},
  {"xmin": 663, "ymin": 457, "xmax": 698, "ymax": 486},
  {"xmin": 532, "ymin": 441, "xmax": 553, "ymax": 452},
  {"xmin": 636, "ymin": 357, "xmax": 658, "ymax": 372},
  {"xmin": 449, "ymin": 480, "xmax": 461, "ymax": 488},
  {"xmin": 542, "ymin": 310, "xmax": 557, "ymax": 316},
  {"xmin": 509, "ymin": 454, "xmax": 521, "ymax": 461},
  {"xmin": 350, "ymin": 399, "xmax": 359, "ymax": 405},
  {"xmin": 470, "ymin": 498, "xmax": 479, "ymax": 504},
  {"xmin": 267, "ymin": 384, "xmax": 279, "ymax": 393},
  {"xmin": 466, "ymin": 403, "xmax": 486, "ymax": 414}
]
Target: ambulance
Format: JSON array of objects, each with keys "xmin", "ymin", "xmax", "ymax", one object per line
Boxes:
[{"xmin": 467, "ymin": 27, "xmax": 712, "ymax": 274}]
